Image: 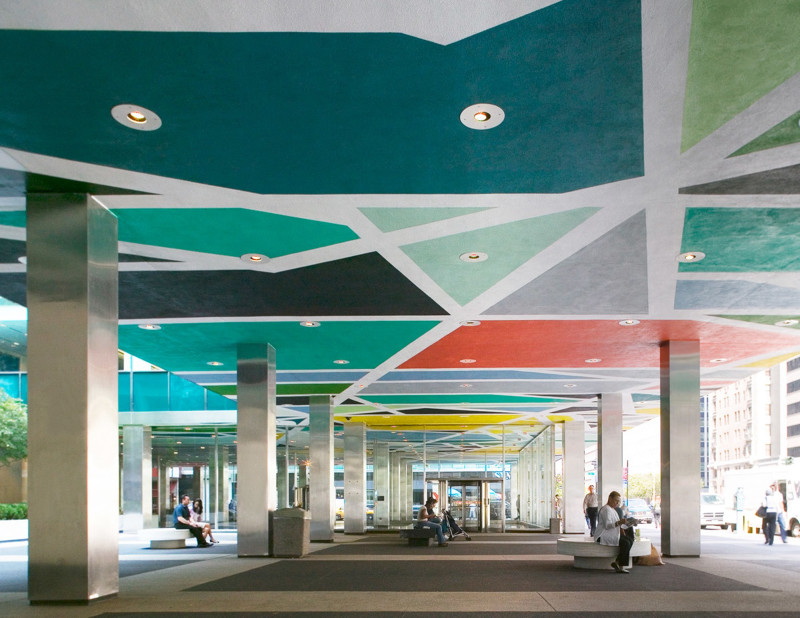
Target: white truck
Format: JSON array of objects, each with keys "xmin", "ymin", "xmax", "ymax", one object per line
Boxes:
[
  {"xmin": 700, "ymin": 492, "xmax": 735, "ymax": 529},
  {"xmin": 719, "ymin": 463, "xmax": 800, "ymax": 536}
]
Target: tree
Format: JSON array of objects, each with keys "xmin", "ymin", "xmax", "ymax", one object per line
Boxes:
[
  {"xmin": 627, "ymin": 472, "xmax": 660, "ymax": 503},
  {"xmin": 0, "ymin": 389, "xmax": 27, "ymax": 466}
]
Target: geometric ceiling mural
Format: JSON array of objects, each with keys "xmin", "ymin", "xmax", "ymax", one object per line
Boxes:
[{"xmin": 2, "ymin": 0, "xmax": 800, "ymax": 457}]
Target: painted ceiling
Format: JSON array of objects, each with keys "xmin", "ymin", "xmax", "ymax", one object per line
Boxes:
[{"xmin": 1, "ymin": 0, "xmax": 800, "ymax": 459}]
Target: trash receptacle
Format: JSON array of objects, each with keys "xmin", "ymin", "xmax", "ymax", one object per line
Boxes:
[
  {"xmin": 550, "ymin": 517, "xmax": 561, "ymax": 534},
  {"xmin": 271, "ymin": 507, "xmax": 310, "ymax": 558}
]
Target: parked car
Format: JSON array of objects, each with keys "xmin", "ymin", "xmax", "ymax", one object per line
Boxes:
[{"xmin": 625, "ymin": 498, "xmax": 653, "ymax": 523}]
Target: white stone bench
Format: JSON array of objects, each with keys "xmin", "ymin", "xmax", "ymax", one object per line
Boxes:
[
  {"xmin": 139, "ymin": 528, "xmax": 191, "ymax": 549},
  {"xmin": 557, "ymin": 536, "xmax": 651, "ymax": 570}
]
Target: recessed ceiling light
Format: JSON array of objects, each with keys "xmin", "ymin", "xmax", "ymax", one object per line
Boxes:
[
  {"xmin": 207, "ymin": 361, "xmax": 224, "ymax": 366},
  {"xmin": 710, "ymin": 358, "xmax": 728, "ymax": 363},
  {"xmin": 299, "ymin": 321, "xmax": 320, "ymax": 327},
  {"xmin": 460, "ymin": 358, "xmax": 477, "ymax": 364},
  {"xmin": 17, "ymin": 256, "xmax": 26, "ymax": 264},
  {"xmin": 460, "ymin": 384, "xmax": 472, "ymax": 388},
  {"xmin": 459, "ymin": 251, "xmax": 488, "ymax": 262},
  {"xmin": 200, "ymin": 446, "xmax": 205, "ymax": 450},
  {"xmin": 585, "ymin": 358, "xmax": 602, "ymax": 363},
  {"xmin": 111, "ymin": 104, "xmax": 162, "ymax": 131},
  {"xmin": 460, "ymin": 103, "xmax": 505, "ymax": 130},
  {"xmin": 618, "ymin": 319, "xmax": 639, "ymax": 326},
  {"xmin": 176, "ymin": 441, "xmax": 182, "ymax": 445},
  {"xmin": 138, "ymin": 324, "xmax": 161, "ymax": 330},
  {"xmin": 564, "ymin": 384, "xmax": 577, "ymax": 388},
  {"xmin": 241, "ymin": 253, "xmax": 269, "ymax": 264},
  {"xmin": 775, "ymin": 319, "xmax": 799, "ymax": 326},
  {"xmin": 333, "ymin": 359, "xmax": 349, "ymax": 365},
  {"xmin": 677, "ymin": 251, "xmax": 706, "ymax": 263},
  {"xmin": 461, "ymin": 320, "xmax": 481, "ymax": 326},
  {"xmin": 184, "ymin": 427, "xmax": 192, "ymax": 431}
]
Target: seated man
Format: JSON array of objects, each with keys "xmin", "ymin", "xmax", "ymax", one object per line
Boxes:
[
  {"xmin": 594, "ymin": 491, "xmax": 636, "ymax": 573},
  {"xmin": 416, "ymin": 497, "xmax": 448, "ymax": 547},
  {"xmin": 173, "ymin": 494, "xmax": 211, "ymax": 548}
]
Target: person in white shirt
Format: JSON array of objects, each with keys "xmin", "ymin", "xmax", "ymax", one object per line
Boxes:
[
  {"xmin": 594, "ymin": 490, "xmax": 634, "ymax": 573},
  {"xmin": 770, "ymin": 484, "xmax": 787, "ymax": 544},
  {"xmin": 583, "ymin": 485, "xmax": 599, "ymax": 535},
  {"xmin": 761, "ymin": 488, "xmax": 779, "ymax": 546}
]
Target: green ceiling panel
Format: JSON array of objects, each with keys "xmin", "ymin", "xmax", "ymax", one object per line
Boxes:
[
  {"xmin": 401, "ymin": 208, "xmax": 598, "ymax": 305},
  {"xmin": 729, "ymin": 109, "xmax": 800, "ymax": 157},
  {"xmin": 682, "ymin": 0, "xmax": 800, "ymax": 152},
  {"xmin": 359, "ymin": 207, "xmax": 491, "ymax": 233},
  {"xmin": 0, "ymin": 212, "xmax": 25, "ymax": 228},
  {"xmin": 680, "ymin": 207, "xmax": 800, "ymax": 271},
  {"xmin": 119, "ymin": 320, "xmax": 440, "ymax": 373},
  {"xmin": 115, "ymin": 208, "xmax": 358, "ymax": 258}
]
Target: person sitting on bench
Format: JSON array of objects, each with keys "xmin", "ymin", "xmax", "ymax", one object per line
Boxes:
[
  {"xmin": 416, "ymin": 497, "xmax": 448, "ymax": 547},
  {"xmin": 174, "ymin": 494, "xmax": 210, "ymax": 548}
]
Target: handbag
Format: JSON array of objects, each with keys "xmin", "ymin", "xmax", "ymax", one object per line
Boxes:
[{"xmin": 755, "ymin": 505, "xmax": 767, "ymax": 518}]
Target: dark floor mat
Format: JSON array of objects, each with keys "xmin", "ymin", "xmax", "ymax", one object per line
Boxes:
[
  {"xmin": 312, "ymin": 540, "xmax": 557, "ymax": 555},
  {"xmin": 189, "ymin": 559, "xmax": 763, "ymax": 593}
]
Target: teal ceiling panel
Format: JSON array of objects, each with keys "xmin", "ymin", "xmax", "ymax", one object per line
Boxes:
[
  {"xmin": 359, "ymin": 207, "xmax": 491, "ymax": 233},
  {"xmin": 115, "ymin": 208, "xmax": 358, "ymax": 258},
  {"xmin": 0, "ymin": 0, "xmax": 643, "ymax": 194}
]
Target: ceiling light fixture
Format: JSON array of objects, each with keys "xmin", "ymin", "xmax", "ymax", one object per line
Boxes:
[
  {"xmin": 299, "ymin": 321, "xmax": 320, "ymax": 327},
  {"xmin": 459, "ymin": 251, "xmax": 488, "ymax": 263},
  {"xmin": 677, "ymin": 251, "xmax": 706, "ymax": 263},
  {"xmin": 775, "ymin": 319, "xmax": 799, "ymax": 326},
  {"xmin": 584, "ymin": 358, "xmax": 602, "ymax": 363},
  {"xmin": 564, "ymin": 384, "xmax": 577, "ymax": 388},
  {"xmin": 111, "ymin": 104, "xmax": 162, "ymax": 131},
  {"xmin": 460, "ymin": 103, "xmax": 505, "ymax": 130},
  {"xmin": 710, "ymin": 358, "xmax": 728, "ymax": 363},
  {"xmin": 207, "ymin": 361, "xmax": 224, "ymax": 366},
  {"xmin": 333, "ymin": 359, "xmax": 349, "ymax": 365},
  {"xmin": 460, "ymin": 358, "xmax": 477, "ymax": 364},
  {"xmin": 461, "ymin": 320, "xmax": 481, "ymax": 326},
  {"xmin": 241, "ymin": 253, "xmax": 269, "ymax": 264},
  {"xmin": 460, "ymin": 384, "xmax": 472, "ymax": 388},
  {"xmin": 618, "ymin": 319, "xmax": 640, "ymax": 326},
  {"xmin": 138, "ymin": 323, "xmax": 161, "ymax": 330}
]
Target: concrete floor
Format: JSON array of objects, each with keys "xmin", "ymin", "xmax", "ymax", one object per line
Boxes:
[{"xmin": 0, "ymin": 524, "xmax": 798, "ymax": 616}]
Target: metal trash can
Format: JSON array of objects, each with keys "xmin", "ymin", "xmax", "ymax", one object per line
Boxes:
[
  {"xmin": 550, "ymin": 517, "xmax": 561, "ymax": 534},
  {"xmin": 271, "ymin": 507, "xmax": 310, "ymax": 558}
]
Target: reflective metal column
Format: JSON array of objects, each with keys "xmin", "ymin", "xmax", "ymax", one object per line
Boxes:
[
  {"xmin": 562, "ymin": 421, "xmax": 586, "ymax": 533},
  {"xmin": 121, "ymin": 425, "xmax": 153, "ymax": 532},
  {"xmin": 373, "ymin": 444, "xmax": 390, "ymax": 528},
  {"xmin": 209, "ymin": 446, "xmax": 229, "ymax": 525},
  {"xmin": 237, "ymin": 343, "xmax": 277, "ymax": 556},
  {"xmin": 597, "ymin": 392, "xmax": 626, "ymax": 502},
  {"xmin": 390, "ymin": 452, "xmax": 402, "ymax": 523},
  {"xmin": 309, "ymin": 395, "xmax": 334, "ymax": 541},
  {"xmin": 343, "ymin": 422, "xmax": 366, "ymax": 534},
  {"xmin": 27, "ymin": 194, "xmax": 119, "ymax": 603},
  {"xmin": 661, "ymin": 340, "xmax": 701, "ymax": 556}
]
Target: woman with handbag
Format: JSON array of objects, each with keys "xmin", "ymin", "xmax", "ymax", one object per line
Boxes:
[{"xmin": 759, "ymin": 488, "xmax": 779, "ymax": 546}]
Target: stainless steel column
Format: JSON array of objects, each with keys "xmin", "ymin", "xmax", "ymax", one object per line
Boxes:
[
  {"xmin": 597, "ymin": 392, "xmax": 626, "ymax": 502},
  {"xmin": 309, "ymin": 395, "xmax": 334, "ymax": 541},
  {"xmin": 277, "ymin": 455, "xmax": 288, "ymax": 509},
  {"xmin": 661, "ymin": 340, "xmax": 701, "ymax": 556},
  {"xmin": 373, "ymin": 443, "xmax": 390, "ymax": 528},
  {"xmin": 209, "ymin": 446, "xmax": 229, "ymax": 524},
  {"xmin": 122, "ymin": 425, "xmax": 153, "ymax": 532},
  {"xmin": 390, "ymin": 452, "xmax": 402, "ymax": 523},
  {"xmin": 403, "ymin": 459, "xmax": 413, "ymax": 521},
  {"xmin": 343, "ymin": 422, "xmax": 366, "ymax": 534},
  {"xmin": 158, "ymin": 458, "xmax": 171, "ymax": 527},
  {"xmin": 562, "ymin": 421, "xmax": 586, "ymax": 533},
  {"xmin": 237, "ymin": 343, "xmax": 277, "ymax": 556},
  {"xmin": 27, "ymin": 193, "xmax": 119, "ymax": 602}
]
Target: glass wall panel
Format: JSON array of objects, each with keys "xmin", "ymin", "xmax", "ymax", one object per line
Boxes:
[
  {"xmin": 517, "ymin": 426, "xmax": 555, "ymax": 528},
  {"xmin": 169, "ymin": 372, "xmax": 206, "ymax": 410},
  {"xmin": 132, "ymin": 371, "xmax": 169, "ymax": 411}
]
